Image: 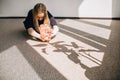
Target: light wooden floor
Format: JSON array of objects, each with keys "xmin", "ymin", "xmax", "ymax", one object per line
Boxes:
[{"xmin": 0, "ymin": 18, "xmax": 120, "ymax": 80}]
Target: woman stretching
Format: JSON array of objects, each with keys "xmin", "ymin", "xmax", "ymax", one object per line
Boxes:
[{"xmin": 23, "ymin": 3, "xmax": 59, "ymax": 41}]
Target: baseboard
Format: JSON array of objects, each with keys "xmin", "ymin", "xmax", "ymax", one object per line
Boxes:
[
  {"xmin": 55, "ymin": 17, "xmax": 120, "ymax": 20},
  {"xmin": 0, "ymin": 17, "xmax": 25, "ymax": 19},
  {"xmin": 111, "ymin": 17, "xmax": 120, "ymax": 20},
  {"xmin": 0, "ymin": 16, "xmax": 120, "ymax": 20}
]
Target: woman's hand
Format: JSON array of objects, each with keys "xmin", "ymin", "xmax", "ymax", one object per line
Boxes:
[{"xmin": 39, "ymin": 24, "xmax": 52, "ymax": 42}]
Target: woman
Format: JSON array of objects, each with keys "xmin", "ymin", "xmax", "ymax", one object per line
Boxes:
[{"xmin": 23, "ymin": 3, "xmax": 59, "ymax": 41}]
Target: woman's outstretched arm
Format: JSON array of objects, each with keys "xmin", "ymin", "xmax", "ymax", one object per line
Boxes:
[{"xmin": 27, "ymin": 28, "xmax": 41, "ymax": 39}]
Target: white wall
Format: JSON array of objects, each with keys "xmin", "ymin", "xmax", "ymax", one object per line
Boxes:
[
  {"xmin": 78, "ymin": 0, "xmax": 112, "ymax": 18},
  {"xmin": 0, "ymin": 0, "xmax": 120, "ymax": 18},
  {"xmin": 0, "ymin": 0, "xmax": 82, "ymax": 17}
]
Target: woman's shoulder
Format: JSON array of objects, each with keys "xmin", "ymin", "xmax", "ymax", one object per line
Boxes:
[
  {"xmin": 47, "ymin": 11, "xmax": 53, "ymax": 18},
  {"xmin": 28, "ymin": 9, "xmax": 33, "ymax": 15},
  {"xmin": 26, "ymin": 9, "xmax": 33, "ymax": 18}
]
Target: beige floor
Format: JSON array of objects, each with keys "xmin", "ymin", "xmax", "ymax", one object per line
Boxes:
[{"xmin": 0, "ymin": 18, "xmax": 120, "ymax": 80}]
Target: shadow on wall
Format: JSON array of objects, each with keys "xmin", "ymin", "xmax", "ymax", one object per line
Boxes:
[
  {"xmin": 112, "ymin": 0, "xmax": 120, "ymax": 18},
  {"xmin": 0, "ymin": 0, "xmax": 5, "ymax": 15}
]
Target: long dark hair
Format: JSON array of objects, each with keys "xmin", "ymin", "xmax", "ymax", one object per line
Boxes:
[{"xmin": 32, "ymin": 3, "xmax": 50, "ymax": 32}]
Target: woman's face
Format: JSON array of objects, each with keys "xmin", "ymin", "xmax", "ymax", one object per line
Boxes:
[{"xmin": 37, "ymin": 12, "xmax": 45, "ymax": 20}]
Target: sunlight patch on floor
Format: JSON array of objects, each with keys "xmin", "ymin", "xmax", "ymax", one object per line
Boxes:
[
  {"xmin": 26, "ymin": 32, "xmax": 104, "ymax": 80},
  {"xmin": 59, "ymin": 27, "xmax": 106, "ymax": 47},
  {"xmin": 0, "ymin": 46, "xmax": 41, "ymax": 80},
  {"xmin": 59, "ymin": 19, "xmax": 111, "ymax": 40},
  {"xmin": 80, "ymin": 19, "xmax": 112, "ymax": 26}
]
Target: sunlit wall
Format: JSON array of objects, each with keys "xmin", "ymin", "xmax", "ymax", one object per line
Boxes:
[{"xmin": 78, "ymin": 0, "xmax": 112, "ymax": 18}]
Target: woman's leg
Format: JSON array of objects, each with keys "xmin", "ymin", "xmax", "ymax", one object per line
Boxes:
[
  {"xmin": 51, "ymin": 25, "xmax": 59, "ymax": 38},
  {"xmin": 27, "ymin": 26, "xmax": 59, "ymax": 41}
]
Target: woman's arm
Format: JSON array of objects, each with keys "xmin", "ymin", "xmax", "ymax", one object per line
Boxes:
[
  {"xmin": 24, "ymin": 10, "xmax": 41, "ymax": 40},
  {"xmin": 27, "ymin": 28, "xmax": 41, "ymax": 39},
  {"xmin": 51, "ymin": 25, "xmax": 59, "ymax": 37},
  {"xmin": 23, "ymin": 9, "xmax": 34, "ymax": 30},
  {"xmin": 47, "ymin": 11, "xmax": 59, "ymax": 37}
]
